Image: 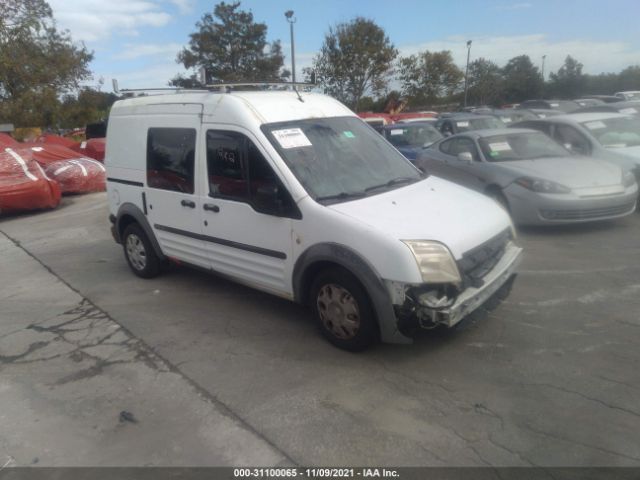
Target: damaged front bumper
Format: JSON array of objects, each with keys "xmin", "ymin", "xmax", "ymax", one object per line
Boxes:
[{"xmin": 391, "ymin": 241, "xmax": 523, "ymax": 335}]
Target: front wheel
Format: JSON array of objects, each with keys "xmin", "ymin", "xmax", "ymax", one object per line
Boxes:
[
  {"xmin": 310, "ymin": 267, "xmax": 378, "ymax": 351},
  {"xmin": 122, "ymin": 223, "xmax": 161, "ymax": 279}
]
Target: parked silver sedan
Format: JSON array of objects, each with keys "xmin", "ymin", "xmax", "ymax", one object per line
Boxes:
[{"xmin": 416, "ymin": 129, "xmax": 638, "ymax": 225}]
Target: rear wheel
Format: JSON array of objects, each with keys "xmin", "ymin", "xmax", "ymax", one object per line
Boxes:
[
  {"xmin": 310, "ymin": 267, "xmax": 378, "ymax": 351},
  {"xmin": 122, "ymin": 223, "xmax": 161, "ymax": 278}
]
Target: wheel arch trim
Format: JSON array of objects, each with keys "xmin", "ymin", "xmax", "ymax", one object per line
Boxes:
[{"xmin": 292, "ymin": 242, "xmax": 412, "ymax": 344}]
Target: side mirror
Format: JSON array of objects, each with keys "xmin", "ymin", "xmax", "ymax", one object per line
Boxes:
[{"xmin": 457, "ymin": 151, "xmax": 473, "ymax": 162}]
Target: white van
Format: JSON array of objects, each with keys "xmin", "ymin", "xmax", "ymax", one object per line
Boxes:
[{"xmin": 106, "ymin": 90, "xmax": 522, "ymax": 350}]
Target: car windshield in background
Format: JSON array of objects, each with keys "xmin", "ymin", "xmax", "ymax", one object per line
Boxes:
[
  {"xmin": 478, "ymin": 132, "xmax": 571, "ymax": 162},
  {"xmin": 386, "ymin": 125, "xmax": 442, "ymax": 147},
  {"xmin": 581, "ymin": 117, "xmax": 640, "ymax": 148},
  {"xmin": 262, "ymin": 117, "xmax": 423, "ymax": 203},
  {"xmin": 456, "ymin": 117, "xmax": 503, "ymax": 132}
]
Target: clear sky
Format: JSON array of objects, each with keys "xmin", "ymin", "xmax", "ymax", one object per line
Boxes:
[{"xmin": 47, "ymin": 0, "xmax": 640, "ymax": 90}]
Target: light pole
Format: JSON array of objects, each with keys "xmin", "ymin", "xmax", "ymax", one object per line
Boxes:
[
  {"xmin": 541, "ymin": 55, "xmax": 547, "ymax": 80},
  {"xmin": 285, "ymin": 10, "xmax": 296, "ymax": 84},
  {"xmin": 463, "ymin": 40, "xmax": 472, "ymax": 108}
]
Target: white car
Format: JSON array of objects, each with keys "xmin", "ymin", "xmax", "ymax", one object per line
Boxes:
[
  {"xmin": 615, "ymin": 91, "xmax": 640, "ymax": 101},
  {"xmin": 106, "ymin": 90, "xmax": 522, "ymax": 350}
]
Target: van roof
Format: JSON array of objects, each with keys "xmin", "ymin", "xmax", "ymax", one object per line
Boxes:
[{"xmin": 109, "ymin": 90, "xmax": 355, "ymax": 125}]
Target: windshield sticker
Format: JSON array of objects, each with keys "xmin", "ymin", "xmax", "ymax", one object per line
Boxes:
[
  {"xmin": 488, "ymin": 142, "xmax": 512, "ymax": 152},
  {"xmin": 550, "ymin": 103, "xmax": 559, "ymax": 107},
  {"xmin": 272, "ymin": 128, "xmax": 313, "ymax": 149},
  {"xmin": 620, "ymin": 108, "xmax": 638, "ymax": 114},
  {"xmin": 389, "ymin": 129, "xmax": 404, "ymax": 136},
  {"xmin": 502, "ymin": 117, "xmax": 512, "ymax": 123},
  {"xmin": 31, "ymin": 147, "xmax": 43, "ymax": 152},
  {"xmin": 343, "ymin": 131, "xmax": 355, "ymax": 138},
  {"xmin": 457, "ymin": 121, "xmax": 469, "ymax": 127},
  {"xmin": 538, "ymin": 114, "xmax": 546, "ymax": 118},
  {"xmin": 584, "ymin": 121, "xmax": 606, "ymax": 130}
]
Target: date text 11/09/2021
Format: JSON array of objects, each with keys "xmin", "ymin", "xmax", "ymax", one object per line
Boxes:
[{"xmin": 233, "ymin": 468, "xmax": 400, "ymax": 478}]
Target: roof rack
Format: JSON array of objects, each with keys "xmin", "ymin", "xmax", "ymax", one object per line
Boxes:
[{"xmin": 113, "ymin": 79, "xmax": 315, "ymax": 96}]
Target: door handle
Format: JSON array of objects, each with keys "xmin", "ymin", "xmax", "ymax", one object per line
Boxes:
[
  {"xmin": 203, "ymin": 203, "xmax": 220, "ymax": 213},
  {"xmin": 181, "ymin": 199, "xmax": 196, "ymax": 208}
]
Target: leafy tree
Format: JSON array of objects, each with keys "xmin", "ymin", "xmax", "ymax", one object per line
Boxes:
[
  {"xmin": 501, "ymin": 55, "xmax": 543, "ymax": 103},
  {"xmin": 309, "ymin": 17, "xmax": 397, "ymax": 111},
  {"xmin": 467, "ymin": 58, "xmax": 502, "ymax": 106},
  {"xmin": 548, "ymin": 55, "xmax": 586, "ymax": 98},
  {"xmin": 172, "ymin": 1, "xmax": 288, "ymax": 86},
  {"xmin": 397, "ymin": 50, "xmax": 463, "ymax": 106},
  {"xmin": 0, "ymin": 0, "xmax": 93, "ymax": 127},
  {"xmin": 616, "ymin": 65, "xmax": 640, "ymax": 91},
  {"xmin": 58, "ymin": 86, "xmax": 118, "ymax": 128}
]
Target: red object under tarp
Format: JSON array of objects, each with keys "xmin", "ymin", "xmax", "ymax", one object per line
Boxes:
[
  {"xmin": 0, "ymin": 133, "xmax": 18, "ymax": 148},
  {"xmin": 44, "ymin": 158, "xmax": 106, "ymax": 194},
  {"xmin": 36, "ymin": 134, "xmax": 79, "ymax": 149},
  {"xmin": 20, "ymin": 143, "xmax": 89, "ymax": 167},
  {"xmin": 71, "ymin": 138, "xmax": 105, "ymax": 162},
  {"xmin": 0, "ymin": 148, "xmax": 61, "ymax": 214}
]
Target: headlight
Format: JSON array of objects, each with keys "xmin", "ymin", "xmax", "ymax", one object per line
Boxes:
[
  {"xmin": 623, "ymin": 171, "xmax": 637, "ymax": 188},
  {"xmin": 515, "ymin": 176, "xmax": 571, "ymax": 194},
  {"xmin": 402, "ymin": 240, "xmax": 461, "ymax": 284}
]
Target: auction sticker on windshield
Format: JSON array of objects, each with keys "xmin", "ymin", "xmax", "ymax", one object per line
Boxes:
[
  {"xmin": 584, "ymin": 121, "xmax": 606, "ymax": 130},
  {"xmin": 390, "ymin": 129, "xmax": 404, "ymax": 136},
  {"xmin": 489, "ymin": 142, "xmax": 512, "ymax": 152},
  {"xmin": 272, "ymin": 128, "xmax": 313, "ymax": 149}
]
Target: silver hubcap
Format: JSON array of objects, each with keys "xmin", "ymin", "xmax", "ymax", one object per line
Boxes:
[
  {"xmin": 126, "ymin": 233, "xmax": 147, "ymax": 271},
  {"xmin": 316, "ymin": 283, "xmax": 361, "ymax": 340}
]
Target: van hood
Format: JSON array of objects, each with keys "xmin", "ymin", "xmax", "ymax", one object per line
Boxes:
[
  {"xmin": 495, "ymin": 156, "xmax": 622, "ymax": 188},
  {"xmin": 328, "ymin": 176, "xmax": 512, "ymax": 260}
]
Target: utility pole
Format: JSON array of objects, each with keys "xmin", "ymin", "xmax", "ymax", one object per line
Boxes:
[
  {"xmin": 541, "ymin": 55, "xmax": 547, "ymax": 80},
  {"xmin": 463, "ymin": 40, "xmax": 472, "ymax": 108},
  {"xmin": 285, "ymin": 10, "xmax": 296, "ymax": 84}
]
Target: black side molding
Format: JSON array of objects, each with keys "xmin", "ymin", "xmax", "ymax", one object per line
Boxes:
[
  {"xmin": 154, "ymin": 224, "xmax": 287, "ymax": 260},
  {"xmin": 107, "ymin": 177, "xmax": 144, "ymax": 187}
]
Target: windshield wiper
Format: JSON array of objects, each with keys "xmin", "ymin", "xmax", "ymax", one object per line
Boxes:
[
  {"xmin": 364, "ymin": 176, "xmax": 420, "ymax": 193},
  {"xmin": 316, "ymin": 191, "xmax": 368, "ymax": 203}
]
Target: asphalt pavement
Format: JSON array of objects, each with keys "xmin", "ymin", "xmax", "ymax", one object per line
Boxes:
[{"xmin": 1, "ymin": 193, "xmax": 639, "ymax": 466}]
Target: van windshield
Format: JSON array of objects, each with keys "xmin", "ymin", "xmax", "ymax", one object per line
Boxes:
[{"xmin": 262, "ymin": 117, "xmax": 424, "ymax": 204}]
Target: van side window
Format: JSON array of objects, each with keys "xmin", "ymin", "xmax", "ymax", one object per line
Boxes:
[
  {"xmin": 147, "ymin": 128, "xmax": 196, "ymax": 194},
  {"xmin": 207, "ymin": 131, "xmax": 249, "ymax": 201},
  {"xmin": 207, "ymin": 130, "xmax": 299, "ymax": 217}
]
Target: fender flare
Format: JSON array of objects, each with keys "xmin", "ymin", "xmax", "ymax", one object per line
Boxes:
[
  {"xmin": 292, "ymin": 242, "xmax": 412, "ymax": 344},
  {"xmin": 115, "ymin": 202, "xmax": 165, "ymax": 261}
]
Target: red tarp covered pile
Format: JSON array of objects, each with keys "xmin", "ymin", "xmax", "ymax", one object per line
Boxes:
[
  {"xmin": 0, "ymin": 133, "xmax": 18, "ymax": 148},
  {"xmin": 44, "ymin": 158, "xmax": 106, "ymax": 194},
  {"xmin": 72, "ymin": 138, "xmax": 105, "ymax": 162},
  {"xmin": 23, "ymin": 145, "xmax": 106, "ymax": 194},
  {"xmin": 0, "ymin": 148, "xmax": 61, "ymax": 214},
  {"xmin": 37, "ymin": 135, "xmax": 106, "ymax": 162}
]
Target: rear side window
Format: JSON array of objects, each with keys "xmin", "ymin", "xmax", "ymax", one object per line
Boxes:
[{"xmin": 146, "ymin": 128, "xmax": 196, "ymax": 194}]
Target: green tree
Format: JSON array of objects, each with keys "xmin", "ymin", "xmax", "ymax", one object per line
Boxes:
[
  {"xmin": 58, "ymin": 86, "xmax": 118, "ymax": 128},
  {"xmin": 0, "ymin": 0, "xmax": 93, "ymax": 127},
  {"xmin": 397, "ymin": 50, "xmax": 463, "ymax": 106},
  {"xmin": 467, "ymin": 58, "xmax": 503, "ymax": 106},
  {"xmin": 548, "ymin": 55, "xmax": 586, "ymax": 98},
  {"xmin": 309, "ymin": 17, "xmax": 397, "ymax": 111},
  {"xmin": 172, "ymin": 1, "xmax": 288, "ymax": 86},
  {"xmin": 501, "ymin": 55, "xmax": 543, "ymax": 103}
]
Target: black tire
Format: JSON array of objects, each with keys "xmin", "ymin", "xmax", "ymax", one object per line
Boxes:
[
  {"xmin": 309, "ymin": 267, "xmax": 378, "ymax": 351},
  {"xmin": 122, "ymin": 223, "xmax": 161, "ymax": 279}
]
